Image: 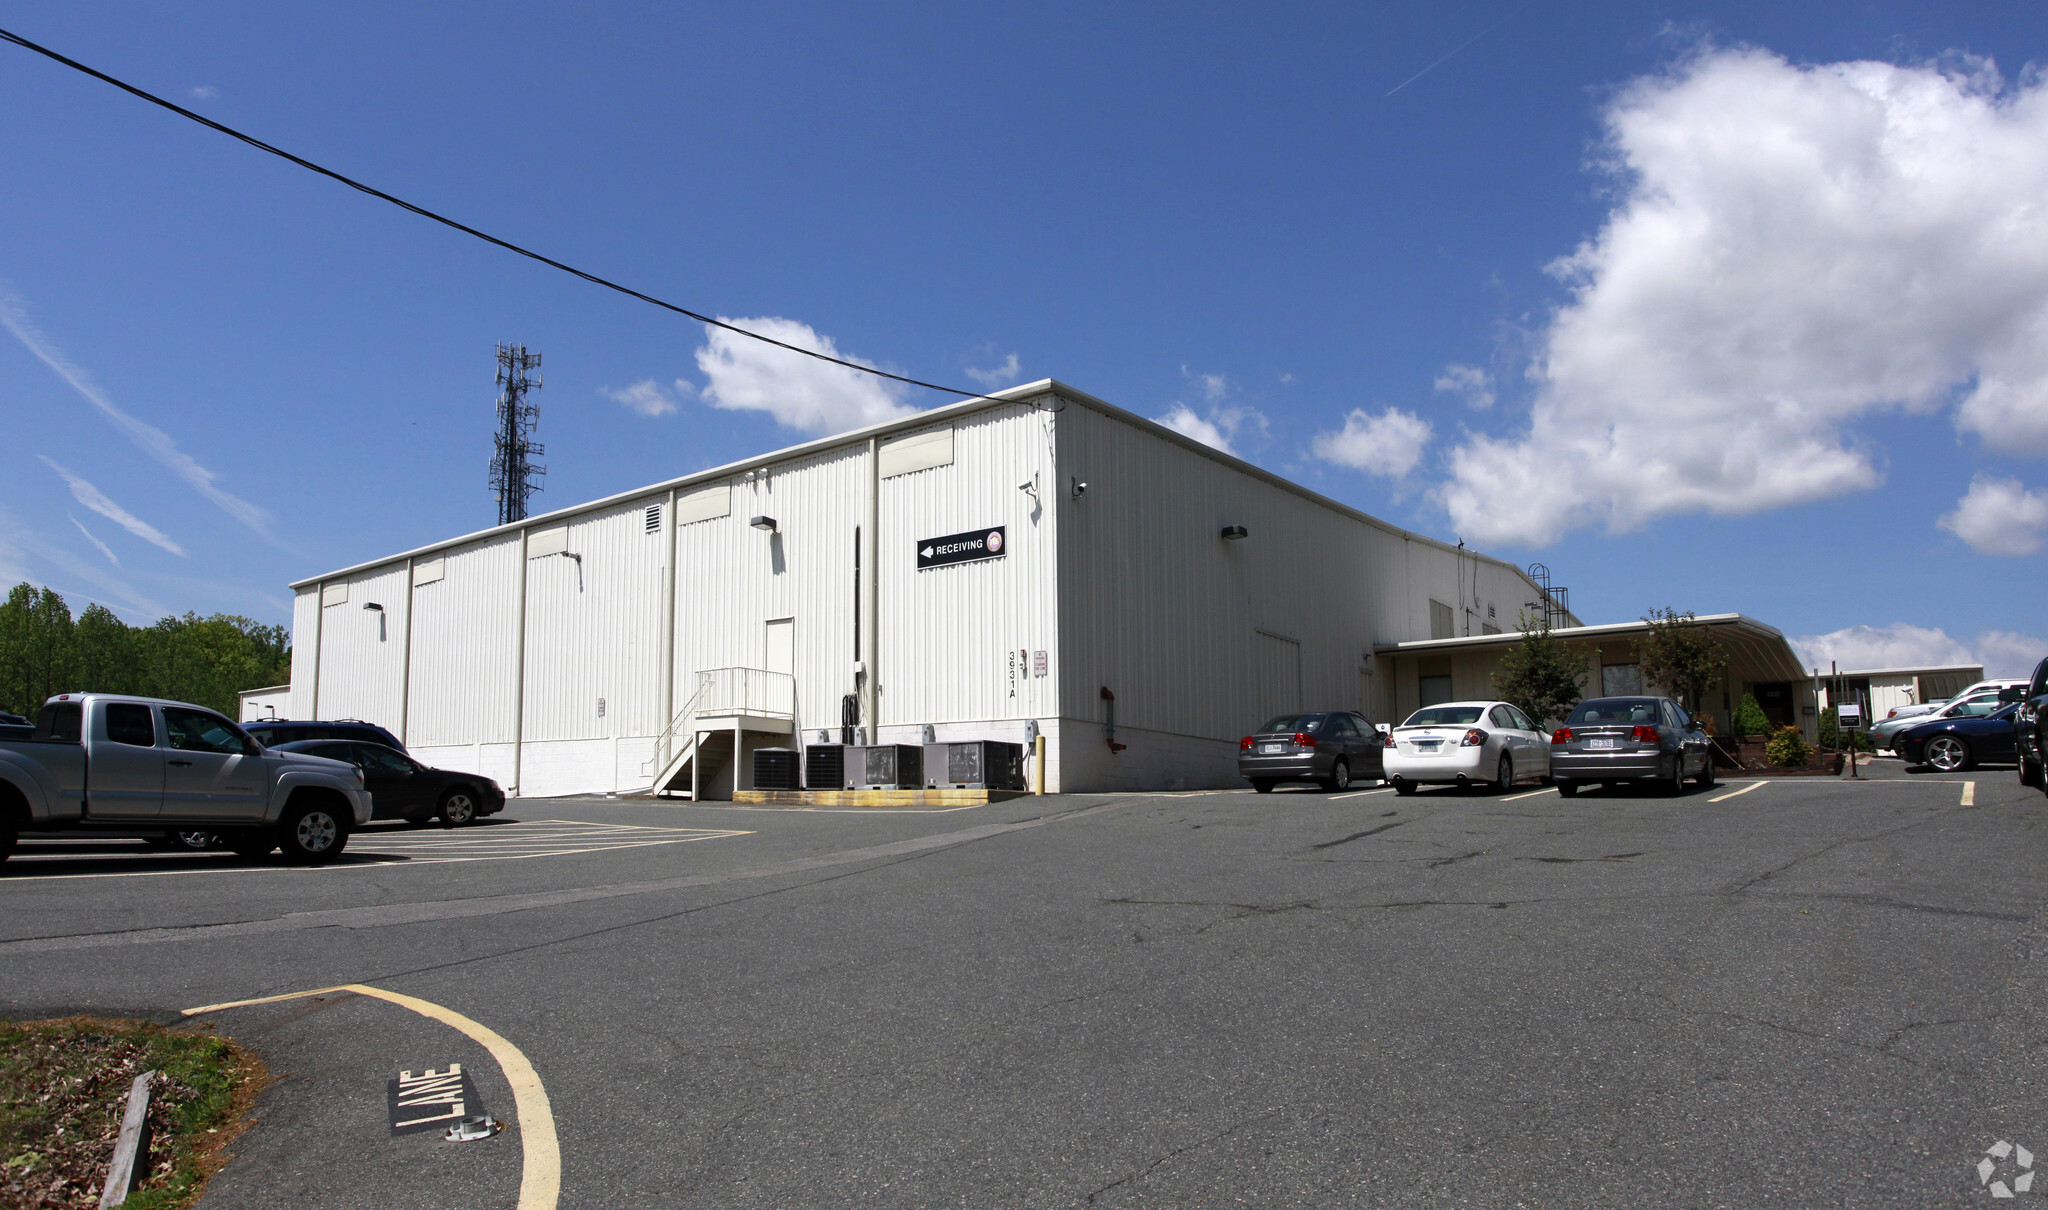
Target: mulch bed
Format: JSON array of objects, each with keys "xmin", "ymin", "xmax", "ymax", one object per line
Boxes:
[{"xmin": 0, "ymin": 1017, "xmax": 266, "ymax": 1210}]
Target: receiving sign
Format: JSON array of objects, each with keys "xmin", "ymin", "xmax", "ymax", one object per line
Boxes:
[{"xmin": 918, "ymin": 526, "xmax": 1006, "ymax": 570}]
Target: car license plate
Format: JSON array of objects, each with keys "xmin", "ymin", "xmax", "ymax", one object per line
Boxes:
[
  {"xmin": 1260, "ymin": 743, "xmax": 1281, "ymax": 754},
  {"xmin": 1588, "ymin": 738, "xmax": 1618, "ymax": 750},
  {"xmin": 1416, "ymin": 741, "xmax": 1440, "ymax": 752}
]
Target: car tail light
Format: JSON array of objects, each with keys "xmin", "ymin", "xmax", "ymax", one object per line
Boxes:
[
  {"xmin": 1382, "ymin": 730, "xmax": 1396, "ymax": 748},
  {"xmin": 1552, "ymin": 728, "xmax": 1572, "ymax": 745},
  {"xmin": 1240, "ymin": 736, "xmax": 1255, "ymax": 750},
  {"xmin": 1461, "ymin": 729, "xmax": 1487, "ymax": 747},
  {"xmin": 1293, "ymin": 731, "xmax": 1318, "ymax": 747},
  {"xmin": 1632, "ymin": 725, "xmax": 1660, "ymax": 743}
]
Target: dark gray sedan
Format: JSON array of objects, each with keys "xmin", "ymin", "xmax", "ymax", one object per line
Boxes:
[
  {"xmin": 1549, "ymin": 696, "xmax": 1715, "ymax": 796},
  {"xmin": 1238, "ymin": 711, "xmax": 1386, "ymax": 793}
]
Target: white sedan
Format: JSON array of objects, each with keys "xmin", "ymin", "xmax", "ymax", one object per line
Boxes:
[{"xmin": 1384, "ymin": 700, "xmax": 1551, "ymax": 795}]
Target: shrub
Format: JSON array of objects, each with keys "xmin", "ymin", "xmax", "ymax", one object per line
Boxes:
[
  {"xmin": 1732, "ymin": 693, "xmax": 1770, "ymax": 736},
  {"xmin": 1766, "ymin": 725, "xmax": 1812, "ymax": 767}
]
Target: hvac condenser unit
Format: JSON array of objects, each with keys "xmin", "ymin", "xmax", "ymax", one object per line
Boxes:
[
  {"xmin": 804, "ymin": 744, "xmax": 846, "ymax": 790},
  {"xmin": 845, "ymin": 744, "xmax": 923, "ymax": 790},
  {"xmin": 923, "ymin": 740, "xmax": 1026, "ymax": 790},
  {"xmin": 752, "ymin": 748, "xmax": 801, "ymax": 791}
]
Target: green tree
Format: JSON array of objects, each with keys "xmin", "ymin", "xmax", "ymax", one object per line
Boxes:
[
  {"xmin": 1492, "ymin": 609, "xmax": 1592, "ymax": 727},
  {"xmin": 72, "ymin": 603, "xmax": 139, "ymax": 696},
  {"xmin": 1732, "ymin": 693, "xmax": 1770, "ymax": 736},
  {"xmin": 0, "ymin": 584, "xmax": 77, "ymax": 716},
  {"xmin": 1633, "ymin": 607, "xmax": 1728, "ymax": 717}
]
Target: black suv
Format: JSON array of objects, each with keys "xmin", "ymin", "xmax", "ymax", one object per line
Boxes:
[
  {"xmin": 2019, "ymin": 657, "xmax": 2048, "ymax": 792},
  {"xmin": 245, "ymin": 718, "xmax": 406, "ymax": 753}
]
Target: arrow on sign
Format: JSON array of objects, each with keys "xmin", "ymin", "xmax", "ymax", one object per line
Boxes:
[{"xmin": 922, "ymin": 546, "xmax": 934, "ymax": 558}]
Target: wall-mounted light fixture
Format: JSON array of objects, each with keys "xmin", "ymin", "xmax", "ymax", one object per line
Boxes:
[
  {"xmin": 1070, "ymin": 478, "xmax": 1088, "ymax": 499},
  {"xmin": 363, "ymin": 601, "xmax": 386, "ymax": 642},
  {"xmin": 1220, "ymin": 525, "xmax": 1249, "ymax": 541},
  {"xmin": 362, "ymin": 602, "xmax": 384, "ymax": 612},
  {"xmin": 750, "ymin": 515, "xmax": 778, "ymax": 532}
]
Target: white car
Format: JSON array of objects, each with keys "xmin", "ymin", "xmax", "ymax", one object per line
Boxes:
[
  {"xmin": 1384, "ymin": 700, "xmax": 1551, "ymax": 795},
  {"xmin": 1879, "ymin": 678, "xmax": 2026, "ymax": 726}
]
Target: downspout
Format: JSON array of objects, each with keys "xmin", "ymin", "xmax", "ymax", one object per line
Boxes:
[
  {"xmin": 398, "ymin": 557, "xmax": 415, "ymax": 744},
  {"xmin": 512, "ymin": 527, "xmax": 530, "ymax": 795},
  {"xmin": 862, "ymin": 437, "xmax": 880, "ymax": 742}
]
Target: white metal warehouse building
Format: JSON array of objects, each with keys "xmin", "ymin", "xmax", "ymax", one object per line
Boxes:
[{"xmin": 288, "ymin": 380, "xmax": 1575, "ymax": 797}]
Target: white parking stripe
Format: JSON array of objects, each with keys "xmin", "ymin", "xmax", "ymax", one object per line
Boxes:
[
  {"xmin": 1708, "ymin": 780, "xmax": 1768, "ymax": 803},
  {"xmin": 1500, "ymin": 787, "xmax": 1556, "ymax": 801},
  {"xmin": 1330, "ymin": 788, "xmax": 1397, "ymax": 799},
  {"xmin": 1961, "ymin": 781, "xmax": 1976, "ymax": 806}
]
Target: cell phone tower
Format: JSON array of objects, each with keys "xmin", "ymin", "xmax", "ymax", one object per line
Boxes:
[{"xmin": 489, "ymin": 343, "xmax": 546, "ymax": 526}]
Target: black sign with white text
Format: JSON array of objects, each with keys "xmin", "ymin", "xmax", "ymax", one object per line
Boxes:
[{"xmin": 917, "ymin": 527, "xmax": 1006, "ymax": 570}]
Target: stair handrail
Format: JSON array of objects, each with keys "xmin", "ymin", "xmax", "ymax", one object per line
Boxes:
[{"xmin": 646, "ymin": 679, "xmax": 710, "ymax": 778}]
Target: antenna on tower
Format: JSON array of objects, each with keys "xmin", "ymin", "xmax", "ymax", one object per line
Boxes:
[{"xmin": 489, "ymin": 343, "xmax": 545, "ymax": 525}]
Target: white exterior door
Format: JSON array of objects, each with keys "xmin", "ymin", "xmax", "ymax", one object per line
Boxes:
[{"xmin": 765, "ymin": 618, "xmax": 795, "ymax": 675}]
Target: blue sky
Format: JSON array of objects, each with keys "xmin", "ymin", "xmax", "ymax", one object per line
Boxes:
[{"xmin": 2, "ymin": 1, "xmax": 2045, "ymax": 672}]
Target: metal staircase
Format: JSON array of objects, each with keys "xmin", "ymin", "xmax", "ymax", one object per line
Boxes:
[{"xmin": 642, "ymin": 668, "xmax": 796, "ymax": 797}]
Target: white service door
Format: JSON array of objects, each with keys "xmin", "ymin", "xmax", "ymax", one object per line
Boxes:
[{"xmin": 765, "ymin": 618, "xmax": 795, "ymax": 675}]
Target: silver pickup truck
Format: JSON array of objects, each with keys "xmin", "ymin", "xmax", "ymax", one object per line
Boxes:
[{"xmin": 0, "ymin": 692, "xmax": 372, "ymax": 865}]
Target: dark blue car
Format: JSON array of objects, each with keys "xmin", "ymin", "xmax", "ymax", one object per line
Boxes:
[{"xmin": 1898, "ymin": 702, "xmax": 2018, "ymax": 772}]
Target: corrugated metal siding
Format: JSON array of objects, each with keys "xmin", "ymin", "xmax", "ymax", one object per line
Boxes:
[
  {"xmin": 406, "ymin": 535, "xmax": 521, "ymax": 747},
  {"xmin": 1055, "ymin": 405, "xmax": 1386, "ymax": 743},
  {"xmin": 310, "ymin": 563, "xmax": 409, "ymax": 731},
  {"xmin": 289, "ymin": 588, "xmax": 319, "ymax": 718},
  {"xmin": 875, "ymin": 406, "xmax": 1060, "ymax": 727},
  {"xmin": 670, "ymin": 445, "xmax": 871, "ymax": 742},
  {"xmin": 522, "ymin": 497, "xmax": 668, "ymax": 744}
]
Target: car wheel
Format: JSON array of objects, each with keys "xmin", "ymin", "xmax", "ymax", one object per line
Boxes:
[
  {"xmin": 278, "ymin": 800, "xmax": 350, "ymax": 865},
  {"xmin": 1251, "ymin": 779, "xmax": 1276, "ymax": 794},
  {"xmin": 439, "ymin": 788, "xmax": 480, "ymax": 827},
  {"xmin": 1555, "ymin": 779, "xmax": 1578, "ymax": 798},
  {"xmin": 175, "ymin": 830, "xmax": 218, "ymax": 851},
  {"xmin": 1695, "ymin": 749, "xmax": 1716, "ymax": 788},
  {"xmin": 1495, "ymin": 754, "xmax": 1513, "ymax": 792},
  {"xmin": 1322, "ymin": 759, "xmax": 1352, "ymax": 793},
  {"xmin": 1925, "ymin": 735, "xmax": 1972, "ymax": 773},
  {"xmin": 1393, "ymin": 778, "xmax": 1416, "ymax": 796}
]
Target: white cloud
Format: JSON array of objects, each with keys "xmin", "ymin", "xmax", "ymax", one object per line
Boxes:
[
  {"xmin": 605, "ymin": 378, "xmax": 681, "ymax": 417},
  {"xmin": 964, "ymin": 352, "xmax": 1022, "ymax": 387},
  {"xmin": 1313, "ymin": 407, "xmax": 1434, "ymax": 478},
  {"xmin": 1939, "ymin": 474, "xmax": 2048, "ymax": 555},
  {"xmin": 1156, "ymin": 404, "xmax": 1236, "ymax": 453},
  {"xmin": 694, "ymin": 317, "xmax": 916, "ymax": 436},
  {"xmin": 1182, "ymin": 368, "xmax": 1229, "ymax": 403},
  {"xmin": 1441, "ymin": 47, "xmax": 2048, "ymax": 546},
  {"xmin": 68, "ymin": 514, "xmax": 119, "ymax": 567},
  {"xmin": 1791, "ymin": 622, "xmax": 2046, "ymax": 678},
  {"xmin": 190, "ymin": 85, "xmax": 219, "ymax": 99},
  {"xmin": 1, "ymin": 287, "xmax": 272, "ymax": 537},
  {"xmin": 0, "ymin": 506, "xmax": 164, "ymax": 618},
  {"xmin": 1434, "ymin": 363, "xmax": 1496, "ymax": 410},
  {"xmin": 39, "ymin": 456, "xmax": 186, "ymax": 556}
]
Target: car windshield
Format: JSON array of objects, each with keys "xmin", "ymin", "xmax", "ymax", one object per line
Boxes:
[
  {"xmin": 1258, "ymin": 714, "xmax": 1326, "ymax": 733},
  {"xmin": 1566, "ymin": 699, "xmax": 1660, "ymax": 726},
  {"xmin": 1403, "ymin": 706, "xmax": 1484, "ymax": 726}
]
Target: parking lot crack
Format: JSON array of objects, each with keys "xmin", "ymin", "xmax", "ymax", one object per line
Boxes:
[
  {"xmin": 1310, "ymin": 819, "xmax": 1411, "ymax": 849},
  {"xmin": 1083, "ymin": 1105, "xmax": 1287, "ymax": 1204}
]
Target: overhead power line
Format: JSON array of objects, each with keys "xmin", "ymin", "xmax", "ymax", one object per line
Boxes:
[{"xmin": 0, "ymin": 25, "xmax": 1009, "ymax": 405}]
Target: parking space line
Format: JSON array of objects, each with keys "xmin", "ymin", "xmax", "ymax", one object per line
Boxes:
[
  {"xmin": 1709, "ymin": 780, "xmax": 1768, "ymax": 803},
  {"xmin": 1330, "ymin": 788, "xmax": 1396, "ymax": 799},
  {"xmin": 1962, "ymin": 781, "xmax": 1976, "ymax": 806},
  {"xmin": 184, "ymin": 984, "xmax": 558, "ymax": 1210},
  {"xmin": 1501, "ymin": 787, "xmax": 1556, "ymax": 801}
]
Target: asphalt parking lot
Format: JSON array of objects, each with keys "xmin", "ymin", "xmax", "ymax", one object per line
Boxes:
[{"xmin": 4, "ymin": 764, "xmax": 2045, "ymax": 1208}]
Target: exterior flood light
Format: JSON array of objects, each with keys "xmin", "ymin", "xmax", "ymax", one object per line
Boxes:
[
  {"xmin": 750, "ymin": 515, "xmax": 778, "ymax": 532},
  {"xmin": 362, "ymin": 602, "xmax": 385, "ymax": 611},
  {"xmin": 1220, "ymin": 526, "xmax": 1249, "ymax": 541}
]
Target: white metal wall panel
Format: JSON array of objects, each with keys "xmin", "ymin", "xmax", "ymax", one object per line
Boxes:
[
  {"xmin": 407, "ymin": 535, "xmax": 521, "ymax": 748},
  {"xmin": 522, "ymin": 498, "xmax": 668, "ymax": 745},
  {"xmin": 878, "ymin": 425, "xmax": 955, "ymax": 477},
  {"xmin": 289, "ymin": 587, "xmax": 319, "ymax": 718},
  {"xmin": 875, "ymin": 405, "xmax": 1060, "ymax": 728},
  {"xmin": 1054, "ymin": 404, "xmax": 1386, "ymax": 746},
  {"xmin": 311, "ymin": 563, "xmax": 410, "ymax": 731},
  {"xmin": 670, "ymin": 447, "xmax": 870, "ymax": 745},
  {"xmin": 674, "ymin": 484, "xmax": 731, "ymax": 525}
]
